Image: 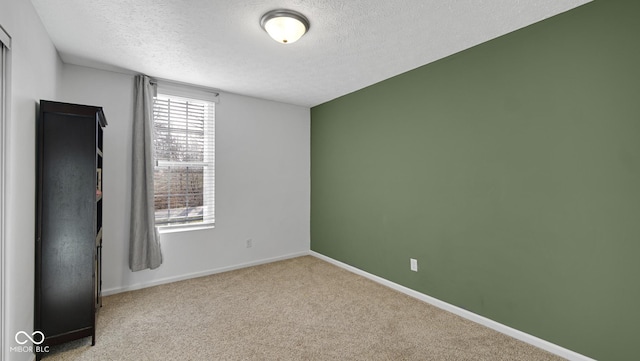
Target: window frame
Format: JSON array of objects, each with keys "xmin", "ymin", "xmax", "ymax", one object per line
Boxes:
[{"xmin": 152, "ymin": 82, "xmax": 218, "ymax": 232}]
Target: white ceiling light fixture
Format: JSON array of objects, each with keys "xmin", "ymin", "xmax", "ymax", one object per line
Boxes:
[{"xmin": 260, "ymin": 9, "xmax": 310, "ymax": 44}]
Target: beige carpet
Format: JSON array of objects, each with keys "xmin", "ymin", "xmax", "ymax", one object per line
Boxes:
[{"xmin": 44, "ymin": 256, "xmax": 564, "ymax": 360}]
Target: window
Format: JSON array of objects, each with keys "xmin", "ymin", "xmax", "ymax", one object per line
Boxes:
[{"xmin": 152, "ymin": 85, "xmax": 216, "ymax": 228}]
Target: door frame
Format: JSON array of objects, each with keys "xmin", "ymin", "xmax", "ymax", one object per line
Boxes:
[{"xmin": 0, "ymin": 23, "xmax": 11, "ymax": 361}]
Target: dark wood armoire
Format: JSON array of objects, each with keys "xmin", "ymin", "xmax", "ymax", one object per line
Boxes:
[{"xmin": 35, "ymin": 100, "xmax": 106, "ymax": 358}]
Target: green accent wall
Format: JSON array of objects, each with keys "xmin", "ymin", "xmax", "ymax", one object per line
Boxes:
[{"xmin": 310, "ymin": 1, "xmax": 640, "ymax": 360}]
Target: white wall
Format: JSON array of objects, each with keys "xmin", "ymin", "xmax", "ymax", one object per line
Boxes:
[
  {"xmin": 59, "ymin": 64, "xmax": 310, "ymax": 294},
  {"xmin": 0, "ymin": 0, "xmax": 63, "ymax": 360},
  {"xmin": 0, "ymin": 3, "xmax": 309, "ymax": 356}
]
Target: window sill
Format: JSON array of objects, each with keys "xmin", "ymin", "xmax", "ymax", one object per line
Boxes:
[{"xmin": 157, "ymin": 223, "xmax": 215, "ymax": 234}]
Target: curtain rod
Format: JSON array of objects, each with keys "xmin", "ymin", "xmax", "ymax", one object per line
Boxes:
[{"xmin": 147, "ymin": 76, "xmax": 220, "ymax": 97}]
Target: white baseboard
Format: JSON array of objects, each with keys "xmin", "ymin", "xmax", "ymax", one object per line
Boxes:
[
  {"xmin": 310, "ymin": 251, "xmax": 596, "ymax": 361},
  {"xmin": 102, "ymin": 251, "xmax": 309, "ymax": 296}
]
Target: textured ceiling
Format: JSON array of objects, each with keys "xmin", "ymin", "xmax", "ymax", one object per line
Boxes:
[{"xmin": 30, "ymin": 0, "xmax": 590, "ymax": 107}]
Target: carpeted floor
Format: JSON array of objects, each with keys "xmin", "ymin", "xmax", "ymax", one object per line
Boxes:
[{"xmin": 44, "ymin": 256, "xmax": 564, "ymax": 360}]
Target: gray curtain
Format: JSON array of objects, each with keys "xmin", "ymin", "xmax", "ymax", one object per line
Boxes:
[{"xmin": 129, "ymin": 75, "xmax": 162, "ymax": 271}]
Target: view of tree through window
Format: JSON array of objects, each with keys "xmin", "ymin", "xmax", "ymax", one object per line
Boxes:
[{"xmin": 153, "ymin": 94, "xmax": 214, "ymax": 226}]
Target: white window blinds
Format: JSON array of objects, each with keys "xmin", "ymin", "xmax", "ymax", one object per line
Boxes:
[{"xmin": 153, "ymin": 93, "xmax": 215, "ymax": 227}]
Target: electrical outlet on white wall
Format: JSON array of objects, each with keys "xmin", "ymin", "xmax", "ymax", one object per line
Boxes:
[{"xmin": 246, "ymin": 239, "xmax": 253, "ymax": 248}]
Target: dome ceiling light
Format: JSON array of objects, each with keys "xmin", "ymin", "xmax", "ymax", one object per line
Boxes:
[{"xmin": 260, "ymin": 9, "xmax": 310, "ymax": 44}]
